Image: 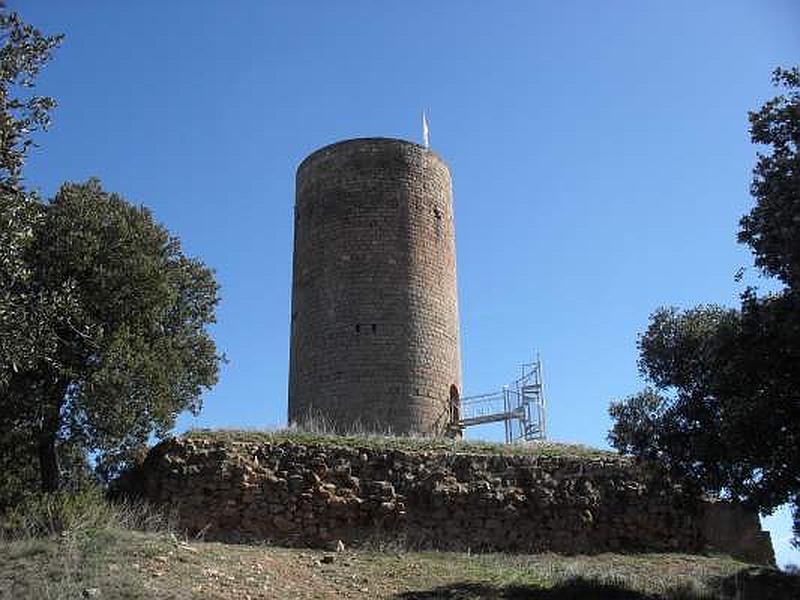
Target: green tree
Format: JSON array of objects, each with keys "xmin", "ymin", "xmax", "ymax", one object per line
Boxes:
[
  {"xmin": 0, "ymin": 2, "xmax": 62, "ymax": 389},
  {"xmin": 0, "ymin": 2, "xmax": 62, "ymax": 192},
  {"xmin": 3, "ymin": 179, "xmax": 223, "ymax": 491},
  {"xmin": 739, "ymin": 67, "xmax": 800, "ymax": 288},
  {"xmin": 0, "ymin": 4, "xmax": 222, "ymax": 497},
  {"xmin": 0, "ymin": 3, "xmax": 64, "ymax": 505},
  {"xmin": 609, "ymin": 67, "xmax": 800, "ymax": 547}
]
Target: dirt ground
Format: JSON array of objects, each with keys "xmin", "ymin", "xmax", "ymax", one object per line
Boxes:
[{"xmin": 1, "ymin": 528, "xmax": 796, "ymax": 599}]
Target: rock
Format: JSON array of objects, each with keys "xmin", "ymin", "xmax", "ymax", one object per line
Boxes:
[
  {"xmin": 365, "ymin": 480, "xmax": 395, "ymax": 499},
  {"xmin": 272, "ymin": 515, "xmax": 293, "ymax": 532},
  {"xmin": 127, "ymin": 436, "xmax": 774, "ymax": 562}
]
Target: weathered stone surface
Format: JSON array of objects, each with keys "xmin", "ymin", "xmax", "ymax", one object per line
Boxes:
[
  {"xmin": 288, "ymin": 138, "xmax": 462, "ymax": 436},
  {"xmin": 120, "ymin": 437, "xmax": 774, "ymax": 566}
]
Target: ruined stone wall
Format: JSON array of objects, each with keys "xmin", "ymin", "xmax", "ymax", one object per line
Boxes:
[
  {"xmin": 289, "ymin": 138, "xmax": 461, "ymax": 435},
  {"xmin": 123, "ymin": 436, "xmax": 774, "ymax": 565}
]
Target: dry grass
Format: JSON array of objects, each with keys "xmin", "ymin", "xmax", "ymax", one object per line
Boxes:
[
  {"xmin": 0, "ymin": 489, "xmax": 178, "ymax": 599},
  {"xmin": 183, "ymin": 426, "xmax": 613, "ymax": 459},
  {"xmin": 181, "ymin": 409, "xmax": 614, "ymax": 458},
  {"xmin": 1, "ymin": 490, "xmax": 797, "ymax": 599},
  {"xmin": 3, "ymin": 480, "xmax": 797, "ymax": 599},
  {"xmin": 0, "ymin": 487, "xmax": 174, "ymax": 541},
  {"xmin": 3, "ymin": 524, "xmax": 794, "ymax": 599}
]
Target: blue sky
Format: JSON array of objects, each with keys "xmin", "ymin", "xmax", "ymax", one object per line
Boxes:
[{"xmin": 16, "ymin": 1, "xmax": 799, "ymax": 566}]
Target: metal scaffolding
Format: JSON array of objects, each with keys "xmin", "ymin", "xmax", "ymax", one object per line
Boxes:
[{"xmin": 458, "ymin": 355, "xmax": 547, "ymax": 444}]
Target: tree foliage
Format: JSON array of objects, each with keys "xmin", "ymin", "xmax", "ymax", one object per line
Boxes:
[
  {"xmin": 2, "ymin": 180, "xmax": 223, "ymax": 491},
  {"xmin": 609, "ymin": 306, "xmax": 737, "ymax": 489},
  {"xmin": 0, "ymin": 2, "xmax": 62, "ymax": 391},
  {"xmin": 739, "ymin": 67, "xmax": 800, "ymax": 289},
  {"xmin": 0, "ymin": 4, "xmax": 65, "ymax": 504},
  {"xmin": 0, "ymin": 5, "xmax": 223, "ymax": 497},
  {"xmin": 0, "ymin": 2, "xmax": 62, "ymax": 192},
  {"xmin": 609, "ymin": 67, "xmax": 800, "ymax": 547}
]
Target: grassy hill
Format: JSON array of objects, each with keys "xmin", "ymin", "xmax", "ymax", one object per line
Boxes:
[
  {"xmin": 1, "ymin": 487, "xmax": 798, "ymax": 599},
  {"xmin": 1, "ymin": 525, "xmax": 787, "ymax": 599}
]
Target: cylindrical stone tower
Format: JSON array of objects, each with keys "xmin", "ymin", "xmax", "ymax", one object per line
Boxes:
[{"xmin": 288, "ymin": 137, "xmax": 462, "ymax": 436}]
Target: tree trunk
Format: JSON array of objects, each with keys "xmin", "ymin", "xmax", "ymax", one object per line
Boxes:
[
  {"xmin": 38, "ymin": 380, "xmax": 67, "ymax": 493},
  {"xmin": 38, "ymin": 430, "xmax": 59, "ymax": 493}
]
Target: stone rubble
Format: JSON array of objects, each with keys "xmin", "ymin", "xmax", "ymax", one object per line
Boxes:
[{"xmin": 118, "ymin": 437, "xmax": 774, "ymax": 565}]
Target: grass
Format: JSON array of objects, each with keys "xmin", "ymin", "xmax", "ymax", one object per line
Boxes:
[
  {"xmin": 181, "ymin": 409, "xmax": 615, "ymax": 458},
  {"xmin": 0, "ymin": 489, "xmax": 178, "ymax": 599},
  {"xmin": 182, "ymin": 427, "xmax": 615, "ymax": 459},
  {"xmin": 0, "ymin": 487, "xmax": 174, "ymax": 541},
  {"xmin": 3, "ymin": 486, "xmax": 797, "ymax": 598},
  {"xmin": 3, "ymin": 520, "xmax": 792, "ymax": 599}
]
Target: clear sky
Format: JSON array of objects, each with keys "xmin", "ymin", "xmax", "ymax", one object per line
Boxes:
[{"xmin": 16, "ymin": 1, "xmax": 800, "ymax": 567}]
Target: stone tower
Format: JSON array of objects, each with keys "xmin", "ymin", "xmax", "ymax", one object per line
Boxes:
[{"xmin": 288, "ymin": 137, "xmax": 462, "ymax": 436}]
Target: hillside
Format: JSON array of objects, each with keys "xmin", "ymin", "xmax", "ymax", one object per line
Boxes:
[
  {"xmin": 1, "ymin": 432, "xmax": 797, "ymax": 599},
  {"xmin": 4, "ymin": 526, "xmax": 798, "ymax": 599}
]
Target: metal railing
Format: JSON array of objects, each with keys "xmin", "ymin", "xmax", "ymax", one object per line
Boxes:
[{"xmin": 457, "ymin": 355, "xmax": 547, "ymax": 444}]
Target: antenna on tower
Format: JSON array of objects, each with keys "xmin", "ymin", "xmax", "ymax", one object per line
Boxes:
[{"xmin": 422, "ymin": 110, "xmax": 430, "ymax": 148}]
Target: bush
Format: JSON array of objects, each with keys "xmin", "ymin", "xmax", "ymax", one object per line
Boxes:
[{"xmin": 0, "ymin": 487, "xmax": 174, "ymax": 541}]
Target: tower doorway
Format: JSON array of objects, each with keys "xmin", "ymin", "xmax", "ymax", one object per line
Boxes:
[{"xmin": 449, "ymin": 384, "xmax": 460, "ymax": 426}]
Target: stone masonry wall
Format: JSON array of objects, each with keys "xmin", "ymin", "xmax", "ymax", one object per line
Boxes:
[
  {"xmin": 289, "ymin": 138, "xmax": 462, "ymax": 435},
  {"xmin": 122, "ymin": 436, "xmax": 774, "ymax": 565}
]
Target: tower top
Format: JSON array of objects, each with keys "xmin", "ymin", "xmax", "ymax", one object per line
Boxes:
[{"xmin": 296, "ymin": 137, "xmax": 449, "ymax": 176}]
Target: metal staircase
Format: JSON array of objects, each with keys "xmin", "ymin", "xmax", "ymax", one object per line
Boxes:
[{"xmin": 457, "ymin": 355, "xmax": 547, "ymax": 444}]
